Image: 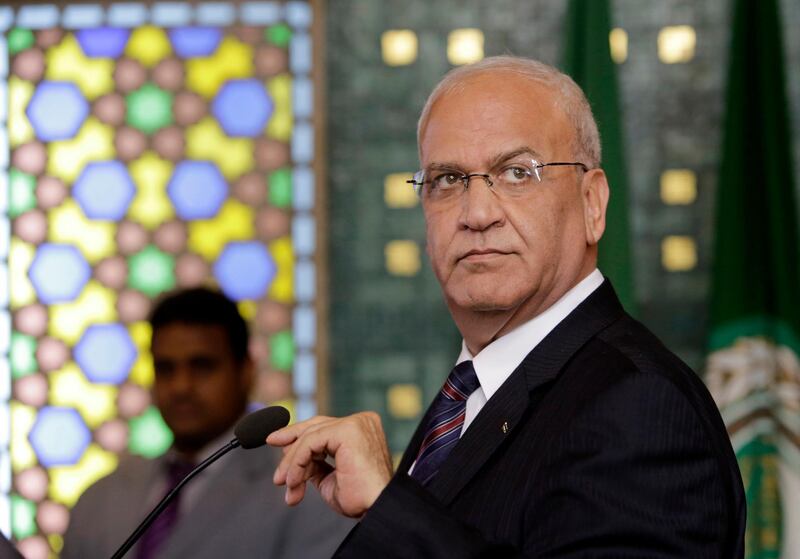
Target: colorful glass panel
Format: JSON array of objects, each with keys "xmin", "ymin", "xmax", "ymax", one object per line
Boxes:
[{"xmin": 1, "ymin": 2, "xmax": 318, "ymax": 552}]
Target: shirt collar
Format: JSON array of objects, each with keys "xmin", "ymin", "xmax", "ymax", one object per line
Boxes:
[{"xmin": 457, "ymin": 269, "xmax": 604, "ymax": 400}]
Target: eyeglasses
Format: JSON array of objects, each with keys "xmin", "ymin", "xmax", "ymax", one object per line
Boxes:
[{"xmin": 406, "ymin": 159, "xmax": 589, "ymax": 201}]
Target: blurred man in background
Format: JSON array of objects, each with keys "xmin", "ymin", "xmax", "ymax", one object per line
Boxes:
[{"xmin": 63, "ymin": 287, "xmax": 353, "ymax": 558}]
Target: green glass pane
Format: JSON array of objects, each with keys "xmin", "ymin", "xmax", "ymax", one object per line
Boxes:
[
  {"xmin": 11, "ymin": 495, "xmax": 37, "ymax": 540},
  {"xmin": 9, "ymin": 169, "xmax": 37, "ymax": 218},
  {"xmin": 126, "ymin": 83, "xmax": 174, "ymax": 135},
  {"xmin": 10, "ymin": 332, "xmax": 37, "ymax": 379},
  {"xmin": 265, "ymin": 24, "xmax": 292, "ymax": 48},
  {"xmin": 7, "ymin": 28, "xmax": 34, "ymax": 54},
  {"xmin": 269, "ymin": 330, "xmax": 295, "ymax": 371},
  {"xmin": 127, "ymin": 245, "xmax": 176, "ymax": 298},
  {"xmin": 268, "ymin": 168, "xmax": 292, "ymax": 208},
  {"xmin": 128, "ymin": 406, "xmax": 173, "ymax": 458}
]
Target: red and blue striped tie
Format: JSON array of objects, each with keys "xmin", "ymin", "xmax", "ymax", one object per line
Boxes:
[{"xmin": 411, "ymin": 360, "xmax": 480, "ymax": 485}]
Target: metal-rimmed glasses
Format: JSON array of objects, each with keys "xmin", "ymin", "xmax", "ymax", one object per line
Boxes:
[{"xmin": 406, "ymin": 158, "xmax": 589, "ymax": 201}]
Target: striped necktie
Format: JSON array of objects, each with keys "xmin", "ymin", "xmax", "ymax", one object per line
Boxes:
[
  {"xmin": 136, "ymin": 458, "xmax": 195, "ymax": 559},
  {"xmin": 411, "ymin": 360, "xmax": 480, "ymax": 485}
]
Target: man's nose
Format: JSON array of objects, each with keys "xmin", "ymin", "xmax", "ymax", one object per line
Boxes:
[{"xmin": 458, "ymin": 177, "xmax": 505, "ymax": 231}]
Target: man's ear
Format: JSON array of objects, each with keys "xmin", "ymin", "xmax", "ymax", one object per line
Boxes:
[{"xmin": 582, "ymin": 169, "xmax": 609, "ymax": 246}]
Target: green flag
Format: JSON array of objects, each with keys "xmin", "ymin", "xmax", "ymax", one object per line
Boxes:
[
  {"xmin": 705, "ymin": 0, "xmax": 800, "ymax": 557},
  {"xmin": 562, "ymin": 0, "xmax": 635, "ymax": 313}
]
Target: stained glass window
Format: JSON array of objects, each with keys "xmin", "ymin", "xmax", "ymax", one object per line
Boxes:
[{"xmin": 0, "ymin": 2, "xmax": 318, "ymax": 556}]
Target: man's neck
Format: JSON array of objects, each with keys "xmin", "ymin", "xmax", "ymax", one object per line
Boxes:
[{"xmin": 453, "ymin": 266, "xmax": 597, "ymax": 355}]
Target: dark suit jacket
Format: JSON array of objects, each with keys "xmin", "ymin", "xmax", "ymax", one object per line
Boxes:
[
  {"xmin": 63, "ymin": 443, "xmax": 354, "ymax": 559},
  {"xmin": 336, "ymin": 280, "xmax": 746, "ymax": 557}
]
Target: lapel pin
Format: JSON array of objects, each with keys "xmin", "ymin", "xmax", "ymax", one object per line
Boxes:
[{"xmin": 501, "ymin": 421, "xmax": 509, "ymax": 434}]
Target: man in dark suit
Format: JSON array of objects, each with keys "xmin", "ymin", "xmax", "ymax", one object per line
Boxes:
[
  {"xmin": 268, "ymin": 56, "xmax": 746, "ymax": 557},
  {"xmin": 63, "ymin": 288, "xmax": 353, "ymax": 558}
]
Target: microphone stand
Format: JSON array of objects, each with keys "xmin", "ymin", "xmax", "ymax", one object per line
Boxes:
[{"xmin": 109, "ymin": 439, "xmax": 241, "ymax": 559}]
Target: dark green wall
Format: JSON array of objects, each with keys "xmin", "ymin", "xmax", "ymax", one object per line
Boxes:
[{"xmin": 324, "ymin": 0, "xmax": 800, "ymax": 455}]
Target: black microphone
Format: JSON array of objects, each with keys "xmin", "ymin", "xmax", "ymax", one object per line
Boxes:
[{"xmin": 109, "ymin": 405, "xmax": 291, "ymax": 559}]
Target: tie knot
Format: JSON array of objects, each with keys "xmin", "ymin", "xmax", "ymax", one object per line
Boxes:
[{"xmin": 442, "ymin": 360, "xmax": 480, "ymax": 401}]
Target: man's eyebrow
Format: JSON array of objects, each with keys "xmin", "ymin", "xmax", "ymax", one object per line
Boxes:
[
  {"xmin": 488, "ymin": 146, "xmax": 542, "ymax": 168},
  {"xmin": 426, "ymin": 161, "xmax": 468, "ymax": 172}
]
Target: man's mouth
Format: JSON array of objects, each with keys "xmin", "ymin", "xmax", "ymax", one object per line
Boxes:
[{"xmin": 458, "ymin": 249, "xmax": 510, "ymax": 262}]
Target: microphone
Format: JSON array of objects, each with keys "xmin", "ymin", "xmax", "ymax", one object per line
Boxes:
[{"xmin": 110, "ymin": 405, "xmax": 291, "ymax": 559}]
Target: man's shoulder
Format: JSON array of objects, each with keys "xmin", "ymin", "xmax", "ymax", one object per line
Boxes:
[{"xmin": 75, "ymin": 453, "xmax": 158, "ymax": 506}]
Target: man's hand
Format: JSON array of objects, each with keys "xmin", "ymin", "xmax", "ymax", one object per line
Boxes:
[{"xmin": 267, "ymin": 412, "xmax": 394, "ymax": 518}]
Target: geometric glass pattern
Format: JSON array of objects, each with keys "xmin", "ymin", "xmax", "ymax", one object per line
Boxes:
[{"xmin": 1, "ymin": 2, "xmax": 318, "ymax": 554}]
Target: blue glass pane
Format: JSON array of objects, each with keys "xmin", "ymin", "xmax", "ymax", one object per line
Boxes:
[
  {"xmin": 292, "ymin": 214, "xmax": 314, "ymax": 257},
  {"xmin": 286, "ymin": 1, "xmax": 313, "ymax": 29},
  {"xmin": 73, "ymin": 161, "xmax": 136, "ymax": 220},
  {"xmin": 292, "ymin": 76, "xmax": 312, "ymax": 119},
  {"xmin": 76, "ymin": 27, "xmax": 130, "ymax": 58},
  {"xmin": 167, "ymin": 161, "xmax": 228, "ymax": 220},
  {"xmin": 0, "ymin": 261, "xmax": 8, "ymax": 308},
  {"xmin": 294, "ymin": 260, "xmax": 314, "ymax": 302},
  {"xmin": 0, "ymin": 7, "xmax": 13, "ymax": 31},
  {"xmin": 212, "ymin": 79, "xmax": 273, "ymax": 138},
  {"xmin": 240, "ymin": 2, "xmax": 282, "ymax": 25},
  {"xmin": 291, "ymin": 122, "xmax": 313, "ymax": 164},
  {"xmin": 293, "ymin": 352, "xmax": 315, "ymax": 396},
  {"xmin": 62, "ymin": 5, "xmax": 104, "ymax": 29},
  {"xmin": 292, "ymin": 166, "xmax": 314, "ymax": 211},
  {"xmin": 28, "ymin": 244, "xmax": 91, "ymax": 304},
  {"xmin": 29, "ymin": 407, "xmax": 91, "ymax": 467},
  {"xmin": 26, "ymin": 81, "xmax": 89, "ymax": 142},
  {"xmin": 0, "ymin": 310, "xmax": 9, "ymax": 353},
  {"xmin": 0, "ymin": 130, "xmax": 7, "ymax": 169},
  {"xmin": 296, "ymin": 397, "xmax": 316, "ymax": 421},
  {"xmin": 151, "ymin": 2, "xmax": 192, "ymax": 27},
  {"xmin": 0, "ymin": 38, "xmax": 7, "ymax": 78},
  {"xmin": 17, "ymin": 5, "xmax": 59, "ymax": 29},
  {"xmin": 214, "ymin": 241, "xmax": 276, "ymax": 301},
  {"xmin": 293, "ymin": 305, "xmax": 315, "ymax": 349},
  {"xmin": 289, "ymin": 33, "xmax": 312, "ymax": 75},
  {"xmin": 169, "ymin": 27, "xmax": 222, "ymax": 58},
  {"xmin": 196, "ymin": 3, "xmax": 235, "ymax": 26},
  {"xmin": 74, "ymin": 324, "xmax": 137, "ymax": 384},
  {"xmin": 107, "ymin": 3, "xmax": 148, "ymax": 27}
]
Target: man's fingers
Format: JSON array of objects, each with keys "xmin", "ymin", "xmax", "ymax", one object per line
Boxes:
[{"xmin": 266, "ymin": 415, "xmax": 332, "ymax": 447}]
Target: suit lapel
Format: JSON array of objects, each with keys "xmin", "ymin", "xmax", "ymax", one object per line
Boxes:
[{"xmin": 415, "ymin": 280, "xmax": 626, "ymax": 505}]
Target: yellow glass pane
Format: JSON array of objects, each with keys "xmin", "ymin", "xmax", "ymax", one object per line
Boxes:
[
  {"xmin": 128, "ymin": 321, "xmax": 154, "ymax": 387},
  {"xmin": 447, "ymin": 29, "xmax": 484, "ymax": 65},
  {"xmin": 49, "ymin": 444, "xmax": 118, "ymax": 507},
  {"xmin": 46, "ymin": 34, "xmax": 114, "ymax": 100},
  {"xmin": 385, "ymin": 240, "xmax": 420, "ymax": 276},
  {"xmin": 658, "ymin": 25, "xmax": 696, "ymax": 64},
  {"xmin": 660, "ymin": 169, "xmax": 697, "ymax": 205},
  {"xmin": 128, "ymin": 151, "xmax": 175, "ymax": 230},
  {"xmin": 10, "ymin": 402, "xmax": 37, "ymax": 472},
  {"xmin": 47, "ymin": 118, "xmax": 115, "ymax": 183},
  {"xmin": 49, "ymin": 281, "xmax": 117, "ymax": 345},
  {"xmin": 384, "ymin": 173, "xmax": 418, "ymax": 208},
  {"xmin": 187, "ymin": 199, "xmax": 255, "ymax": 261},
  {"xmin": 124, "ymin": 25, "xmax": 172, "ymax": 68},
  {"xmin": 8, "ymin": 77, "xmax": 34, "ymax": 147},
  {"xmin": 381, "ymin": 30, "xmax": 418, "ymax": 66},
  {"xmin": 609, "ymin": 28, "xmax": 628, "ymax": 64},
  {"xmin": 387, "ymin": 384, "xmax": 422, "ymax": 419},
  {"xmin": 661, "ymin": 236, "xmax": 697, "ymax": 271},
  {"xmin": 9, "ymin": 239, "xmax": 36, "ymax": 309},
  {"xmin": 185, "ymin": 118, "xmax": 253, "ymax": 180},
  {"xmin": 186, "ymin": 36, "xmax": 253, "ymax": 99},
  {"xmin": 49, "ymin": 200, "xmax": 116, "ymax": 263},
  {"xmin": 238, "ymin": 300, "xmax": 257, "ymax": 322},
  {"xmin": 50, "ymin": 363, "xmax": 118, "ymax": 429},
  {"xmin": 268, "ymin": 236, "xmax": 293, "ymax": 303},
  {"xmin": 266, "ymin": 74, "xmax": 293, "ymax": 141}
]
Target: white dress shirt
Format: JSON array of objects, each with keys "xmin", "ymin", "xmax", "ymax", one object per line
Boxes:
[{"xmin": 459, "ymin": 269, "xmax": 604, "ymax": 433}]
